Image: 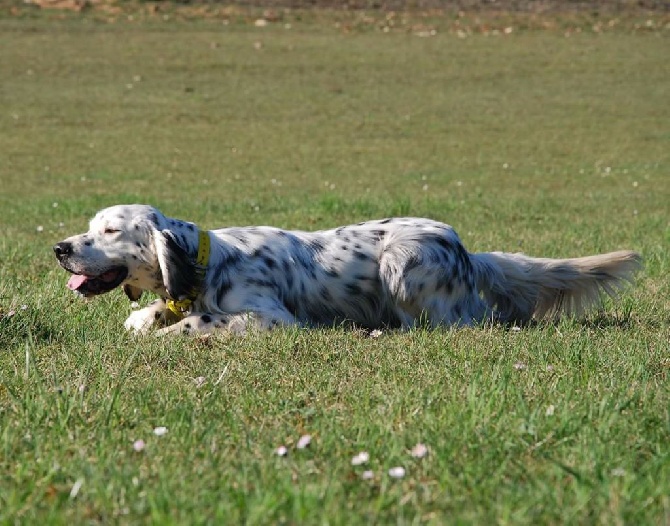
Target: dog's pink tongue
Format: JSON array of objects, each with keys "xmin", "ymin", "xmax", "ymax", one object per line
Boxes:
[{"xmin": 67, "ymin": 274, "xmax": 88, "ymax": 290}]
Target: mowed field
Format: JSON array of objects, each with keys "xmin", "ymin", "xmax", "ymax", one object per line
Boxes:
[{"xmin": 0, "ymin": 9, "xmax": 668, "ymax": 524}]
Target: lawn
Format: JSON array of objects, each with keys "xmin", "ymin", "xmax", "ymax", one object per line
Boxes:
[{"xmin": 0, "ymin": 7, "xmax": 668, "ymax": 524}]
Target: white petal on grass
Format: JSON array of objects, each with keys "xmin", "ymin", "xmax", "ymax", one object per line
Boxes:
[
  {"xmin": 351, "ymin": 452, "xmax": 370, "ymax": 466},
  {"xmin": 194, "ymin": 376, "xmax": 206, "ymax": 388},
  {"xmin": 514, "ymin": 362, "xmax": 526, "ymax": 371},
  {"xmin": 361, "ymin": 470, "xmax": 374, "ymax": 480},
  {"xmin": 296, "ymin": 434, "xmax": 312, "ymax": 449},
  {"xmin": 388, "ymin": 466, "xmax": 406, "ymax": 479},
  {"xmin": 545, "ymin": 404, "xmax": 556, "ymax": 416},
  {"xmin": 369, "ymin": 329, "xmax": 383, "ymax": 339},
  {"xmin": 69, "ymin": 478, "xmax": 84, "ymax": 499},
  {"xmin": 611, "ymin": 467, "xmax": 626, "ymax": 477},
  {"xmin": 275, "ymin": 445, "xmax": 288, "ymax": 457},
  {"xmin": 153, "ymin": 426, "xmax": 168, "ymax": 436},
  {"xmin": 410, "ymin": 443, "xmax": 429, "ymax": 458},
  {"xmin": 133, "ymin": 439, "xmax": 146, "ymax": 452}
]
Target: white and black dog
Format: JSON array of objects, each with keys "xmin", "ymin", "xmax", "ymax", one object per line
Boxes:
[{"xmin": 53, "ymin": 204, "xmax": 641, "ymax": 336}]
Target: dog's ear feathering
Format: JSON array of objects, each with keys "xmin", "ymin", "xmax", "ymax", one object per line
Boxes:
[{"xmin": 154, "ymin": 229, "xmax": 201, "ymax": 301}]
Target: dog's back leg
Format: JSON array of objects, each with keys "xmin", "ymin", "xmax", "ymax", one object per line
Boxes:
[{"xmin": 378, "ymin": 232, "xmax": 489, "ymax": 328}]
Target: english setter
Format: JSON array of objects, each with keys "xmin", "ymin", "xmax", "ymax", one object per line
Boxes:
[{"xmin": 53, "ymin": 204, "xmax": 641, "ymax": 336}]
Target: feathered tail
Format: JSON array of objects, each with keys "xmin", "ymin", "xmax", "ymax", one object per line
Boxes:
[{"xmin": 471, "ymin": 250, "xmax": 642, "ymax": 324}]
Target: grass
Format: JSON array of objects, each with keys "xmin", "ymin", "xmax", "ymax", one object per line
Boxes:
[{"xmin": 1, "ymin": 9, "xmax": 669, "ymax": 524}]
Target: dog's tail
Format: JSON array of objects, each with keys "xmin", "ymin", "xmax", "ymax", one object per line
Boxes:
[{"xmin": 471, "ymin": 250, "xmax": 642, "ymax": 324}]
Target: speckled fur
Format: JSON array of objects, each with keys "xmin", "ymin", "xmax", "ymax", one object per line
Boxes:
[{"xmin": 55, "ymin": 204, "xmax": 642, "ymax": 335}]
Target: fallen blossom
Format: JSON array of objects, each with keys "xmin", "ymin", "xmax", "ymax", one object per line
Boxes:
[
  {"xmin": 351, "ymin": 452, "xmax": 370, "ymax": 466},
  {"xmin": 369, "ymin": 329, "xmax": 382, "ymax": 339},
  {"xmin": 410, "ymin": 443, "xmax": 429, "ymax": 459},
  {"xmin": 545, "ymin": 404, "xmax": 556, "ymax": 416},
  {"xmin": 361, "ymin": 470, "xmax": 374, "ymax": 480},
  {"xmin": 69, "ymin": 478, "xmax": 84, "ymax": 499},
  {"xmin": 514, "ymin": 362, "xmax": 526, "ymax": 371},
  {"xmin": 153, "ymin": 426, "xmax": 168, "ymax": 436},
  {"xmin": 133, "ymin": 439, "xmax": 145, "ymax": 452},
  {"xmin": 275, "ymin": 445, "xmax": 288, "ymax": 457},
  {"xmin": 296, "ymin": 434, "xmax": 312, "ymax": 449},
  {"xmin": 388, "ymin": 466, "xmax": 406, "ymax": 479},
  {"xmin": 194, "ymin": 376, "xmax": 206, "ymax": 388}
]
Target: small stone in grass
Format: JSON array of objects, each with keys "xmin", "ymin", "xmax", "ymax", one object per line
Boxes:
[
  {"xmin": 153, "ymin": 426, "xmax": 168, "ymax": 436},
  {"xmin": 410, "ymin": 443, "xmax": 428, "ymax": 458},
  {"xmin": 351, "ymin": 452, "xmax": 370, "ymax": 466},
  {"xmin": 275, "ymin": 445, "xmax": 288, "ymax": 457},
  {"xmin": 296, "ymin": 434, "xmax": 312, "ymax": 449},
  {"xmin": 388, "ymin": 466, "xmax": 406, "ymax": 479}
]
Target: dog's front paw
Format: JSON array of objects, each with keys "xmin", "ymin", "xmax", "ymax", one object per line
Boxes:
[{"xmin": 124, "ymin": 308, "xmax": 157, "ymax": 335}]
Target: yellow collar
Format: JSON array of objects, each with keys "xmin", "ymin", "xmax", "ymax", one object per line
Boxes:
[{"xmin": 166, "ymin": 229, "xmax": 210, "ymax": 318}]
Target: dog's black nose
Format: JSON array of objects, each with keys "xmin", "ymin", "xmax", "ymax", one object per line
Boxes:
[{"xmin": 53, "ymin": 242, "xmax": 73, "ymax": 259}]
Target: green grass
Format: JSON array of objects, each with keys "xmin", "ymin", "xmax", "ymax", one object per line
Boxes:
[{"xmin": 1, "ymin": 11, "xmax": 669, "ymax": 524}]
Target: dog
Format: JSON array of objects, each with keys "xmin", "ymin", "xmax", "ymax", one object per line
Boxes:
[{"xmin": 53, "ymin": 204, "xmax": 641, "ymax": 336}]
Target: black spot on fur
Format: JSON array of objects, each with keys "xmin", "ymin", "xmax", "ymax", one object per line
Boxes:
[
  {"xmin": 84, "ymin": 241, "xmax": 92, "ymax": 247},
  {"xmin": 309, "ymin": 239, "xmax": 325, "ymax": 253},
  {"xmin": 184, "ymin": 322, "xmax": 192, "ymax": 329},
  {"xmin": 341, "ymin": 245, "xmax": 349, "ymax": 251},
  {"xmin": 263, "ymin": 256, "xmax": 276, "ymax": 269},
  {"xmin": 320, "ymin": 287, "xmax": 332, "ymax": 301},
  {"xmin": 245, "ymin": 278, "xmax": 276, "ymax": 289},
  {"xmin": 325, "ymin": 268, "xmax": 339, "ymax": 278},
  {"xmin": 435, "ymin": 236, "xmax": 452, "ymax": 251},
  {"xmin": 379, "ymin": 218, "xmax": 392, "ymax": 224},
  {"xmin": 353, "ymin": 250, "xmax": 368, "ymax": 261},
  {"xmin": 346, "ymin": 283, "xmax": 362, "ymax": 295},
  {"xmin": 187, "ymin": 224, "xmax": 194, "ymax": 231},
  {"xmin": 201, "ymin": 314, "xmax": 212, "ymax": 323},
  {"xmin": 154, "ymin": 311, "xmax": 162, "ymax": 320}
]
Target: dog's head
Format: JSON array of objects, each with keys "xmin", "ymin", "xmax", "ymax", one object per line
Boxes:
[{"xmin": 54, "ymin": 204, "xmax": 202, "ymax": 302}]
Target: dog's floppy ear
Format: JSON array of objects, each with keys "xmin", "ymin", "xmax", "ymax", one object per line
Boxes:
[
  {"xmin": 153, "ymin": 230, "xmax": 200, "ymax": 301},
  {"xmin": 123, "ymin": 284, "xmax": 143, "ymax": 301}
]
